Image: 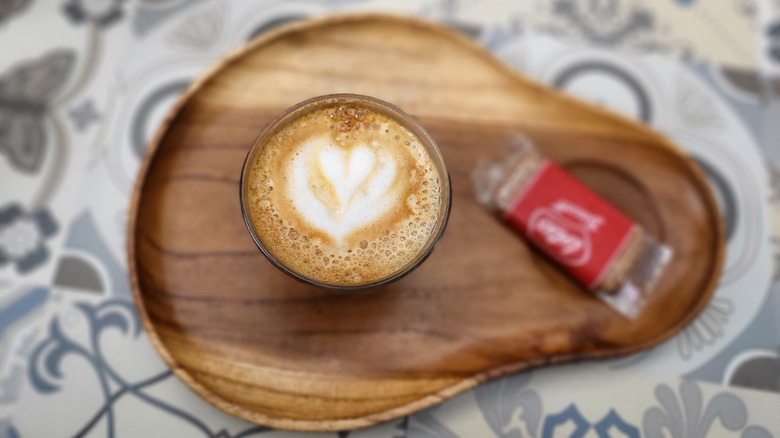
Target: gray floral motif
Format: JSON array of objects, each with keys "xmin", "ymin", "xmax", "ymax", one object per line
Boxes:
[
  {"xmin": 0, "ymin": 204, "xmax": 57, "ymax": 273},
  {"xmin": 168, "ymin": 3, "xmax": 225, "ymax": 50},
  {"xmin": 132, "ymin": 0, "xmax": 209, "ymax": 37},
  {"xmin": 0, "ymin": 50, "xmax": 74, "ymax": 173},
  {"xmin": 0, "ymin": 0, "xmax": 30, "ymax": 25},
  {"xmin": 474, "ymin": 373, "xmax": 542, "ymax": 438},
  {"xmin": 676, "ymin": 297, "xmax": 732, "ymax": 360},
  {"xmin": 675, "ymin": 76, "xmax": 724, "ymax": 129},
  {"xmin": 642, "ymin": 381, "xmax": 773, "ymax": 437},
  {"xmin": 551, "ymin": 0, "xmax": 653, "ymax": 45},
  {"xmin": 63, "ymin": 0, "xmax": 126, "ymax": 28}
]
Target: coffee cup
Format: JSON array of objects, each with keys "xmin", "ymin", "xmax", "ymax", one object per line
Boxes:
[{"xmin": 240, "ymin": 94, "xmax": 451, "ymax": 289}]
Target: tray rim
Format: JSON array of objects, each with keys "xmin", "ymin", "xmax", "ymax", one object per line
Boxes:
[{"xmin": 126, "ymin": 12, "xmax": 725, "ymax": 431}]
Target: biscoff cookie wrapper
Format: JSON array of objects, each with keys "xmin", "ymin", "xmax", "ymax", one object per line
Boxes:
[{"xmin": 472, "ymin": 135, "xmax": 673, "ymax": 319}]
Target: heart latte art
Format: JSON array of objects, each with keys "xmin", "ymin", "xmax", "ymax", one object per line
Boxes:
[
  {"xmin": 291, "ymin": 140, "xmax": 399, "ymax": 242},
  {"xmin": 245, "ymin": 102, "xmax": 442, "ymax": 286}
]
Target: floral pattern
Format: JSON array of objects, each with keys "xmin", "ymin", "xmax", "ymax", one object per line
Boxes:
[
  {"xmin": 0, "ymin": 204, "xmax": 57, "ymax": 273},
  {"xmin": 1, "ymin": 0, "xmax": 778, "ymax": 436},
  {"xmin": 642, "ymin": 382, "xmax": 772, "ymax": 437},
  {"xmin": 63, "ymin": 0, "xmax": 126, "ymax": 28},
  {"xmin": 167, "ymin": 3, "xmax": 225, "ymax": 50},
  {"xmin": 676, "ymin": 297, "xmax": 733, "ymax": 360},
  {"xmin": 474, "ymin": 373, "xmax": 543, "ymax": 438},
  {"xmin": 0, "ymin": 50, "xmax": 74, "ymax": 173},
  {"xmin": 543, "ymin": 405, "xmax": 639, "ymax": 438},
  {"xmin": 551, "ymin": 0, "xmax": 654, "ymax": 46},
  {"xmin": 27, "ymin": 299, "xmax": 273, "ymax": 438}
]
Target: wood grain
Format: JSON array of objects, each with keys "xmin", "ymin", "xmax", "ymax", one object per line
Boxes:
[{"xmin": 128, "ymin": 14, "xmax": 724, "ymax": 431}]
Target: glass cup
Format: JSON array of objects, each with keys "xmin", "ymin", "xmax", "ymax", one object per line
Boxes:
[{"xmin": 240, "ymin": 94, "xmax": 451, "ymax": 290}]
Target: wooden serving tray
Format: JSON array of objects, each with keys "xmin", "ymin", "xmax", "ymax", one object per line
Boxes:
[{"xmin": 128, "ymin": 14, "xmax": 724, "ymax": 431}]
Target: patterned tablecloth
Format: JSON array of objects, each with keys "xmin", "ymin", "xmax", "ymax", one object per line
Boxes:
[{"xmin": 1, "ymin": 1, "xmax": 779, "ymax": 437}]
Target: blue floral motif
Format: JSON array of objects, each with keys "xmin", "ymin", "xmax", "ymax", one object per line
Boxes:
[
  {"xmin": 541, "ymin": 404, "xmax": 640, "ymax": 438},
  {"xmin": 0, "ymin": 203, "xmax": 58, "ymax": 273},
  {"xmin": 26, "ymin": 299, "xmax": 273, "ymax": 437},
  {"xmin": 593, "ymin": 410, "xmax": 640, "ymax": 437},
  {"xmin": 542, "ymin": 404, "xmax": 590, "ymax": 438}
]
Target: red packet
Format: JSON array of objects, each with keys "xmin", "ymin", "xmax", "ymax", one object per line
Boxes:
[{"xmin": 473, "ymin": 136, "xmax": 672, "ymax": 319}]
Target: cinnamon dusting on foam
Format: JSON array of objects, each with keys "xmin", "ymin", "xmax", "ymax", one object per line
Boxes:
[{"xmin": 245, "ymin": 102, "xmax": 442, "ymax": 286}]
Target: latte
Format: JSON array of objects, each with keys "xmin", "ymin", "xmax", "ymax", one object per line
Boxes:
[{"xmin": 242, "ymin": 95, "xmax": 449, "ymax": 287}]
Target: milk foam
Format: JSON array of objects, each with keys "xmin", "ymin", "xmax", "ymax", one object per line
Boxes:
[
  {"xmin": 290, "ymin": 137, "xmax": 399, "ymax": 242},
  {"xmin": 245, "ymin": 101, "xmax": 442, "ymax": 286}
]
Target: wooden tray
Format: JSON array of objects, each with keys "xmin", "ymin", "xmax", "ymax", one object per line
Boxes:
[{"xmin": 128, "ymin": 14, "xmax": 724, "ymax": 431}]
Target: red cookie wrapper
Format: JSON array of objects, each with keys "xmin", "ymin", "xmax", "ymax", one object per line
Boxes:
[{"xmin": 473, "ymin": 136, "xmax": 673, "ymax": 319}]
